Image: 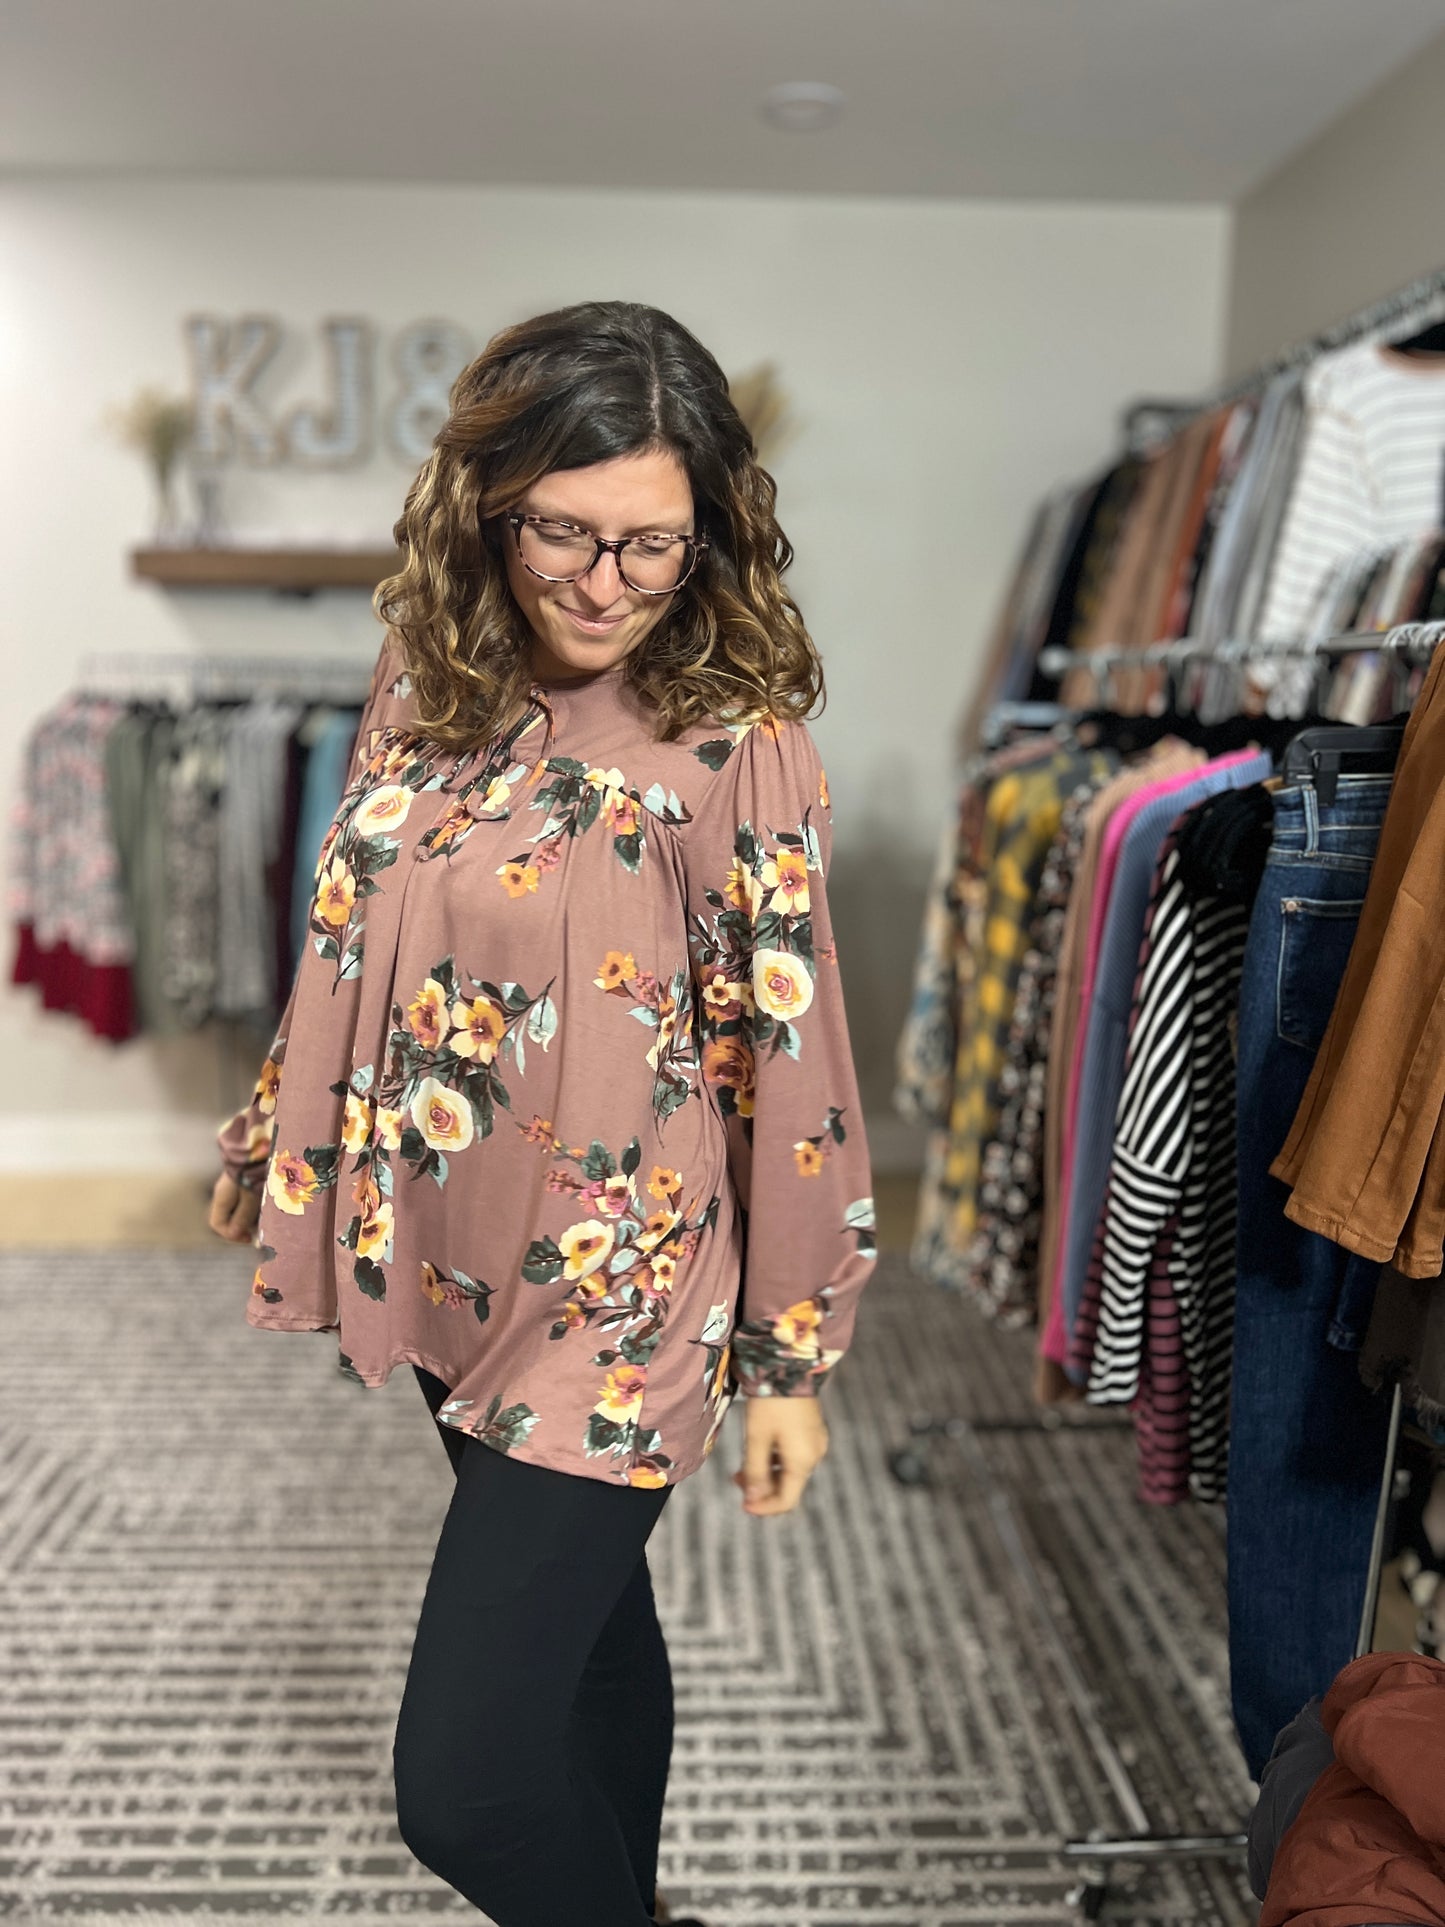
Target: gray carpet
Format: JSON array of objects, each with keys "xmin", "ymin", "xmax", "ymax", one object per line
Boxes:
[{"xmin": 0, "ymin": 1248, "xmax": 1256, "ymax": 1924}]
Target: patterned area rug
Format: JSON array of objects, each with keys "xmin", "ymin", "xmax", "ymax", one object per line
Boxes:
[{"xmin": 0, "ymin": 1249, "xmax": 1256, "ymax": 1924}]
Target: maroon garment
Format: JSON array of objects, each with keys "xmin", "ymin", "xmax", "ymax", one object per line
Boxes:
[
  {"xmin": 1261, "ymin": 1652, "xmax": 1445, "ymax": 1926},
  {"xmin": 10, "ymin": 923, "xmax": 135, "ymax": 1041},
  {"xmin": 217, "ymin": 635, "xmax": 877, "ymax": 1488}
]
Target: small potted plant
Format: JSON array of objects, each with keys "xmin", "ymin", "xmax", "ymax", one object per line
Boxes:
[{"xmin": 102, "ymin": 385, "xmax": 196, "ymax": 546}]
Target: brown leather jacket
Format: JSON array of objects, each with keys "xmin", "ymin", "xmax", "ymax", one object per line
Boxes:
[{"xmin": 1260, "ymin": 1651, "xmax": 1445, "ymax": 1926}]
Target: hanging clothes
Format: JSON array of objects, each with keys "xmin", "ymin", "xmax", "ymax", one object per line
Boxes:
[
  {"xmin": 9, "ymin": 695, "xmax": 136, "ymax": 1041},
  {"xmin": 1274, "ymin": 640, "xmax": 1445, "ymax": 1276}
]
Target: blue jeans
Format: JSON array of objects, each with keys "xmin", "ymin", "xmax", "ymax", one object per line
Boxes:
[{"xmin": 1228, "ymin": 775, "xmax": 1395, "ymax": 1779}]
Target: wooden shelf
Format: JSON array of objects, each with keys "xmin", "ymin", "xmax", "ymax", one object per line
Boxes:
[{"xmin": 131, "ymin": 545, "xmax": 404, "ymax": 592}]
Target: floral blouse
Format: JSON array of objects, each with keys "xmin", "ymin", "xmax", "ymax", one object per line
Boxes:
[{"xmin": 216, "ymin": 635, "xmax": 877, "ymax": 1488}]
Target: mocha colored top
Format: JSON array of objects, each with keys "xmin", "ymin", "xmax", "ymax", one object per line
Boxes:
[{"xmin": 216, "ymin": 635, "xmax": 877, "ymax": 1487}]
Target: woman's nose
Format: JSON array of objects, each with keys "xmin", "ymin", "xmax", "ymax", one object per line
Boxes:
[{"xmin": 576, "ymin": 547, "xmax": 624, "ymax": 605}]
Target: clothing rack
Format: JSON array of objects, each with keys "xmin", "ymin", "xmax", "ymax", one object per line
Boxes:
[
  {"xmin": 1122, "ymin": 262, "xmax": 1445, "ymax": 446},
  {"xmin": 1036, "ymin": 618, "xmax": 1445, "ymax": 683},
  {"xmin": 894, "ymin": 616, "xmax": 1443, "ymax": 1917},
  {"xmin": 74, "ymin": 648, "xmax": 375, "ymax": 706}
]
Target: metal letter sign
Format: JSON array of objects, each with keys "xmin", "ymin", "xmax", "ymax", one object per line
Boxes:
[
  {"xmin": 285, "ymin": 316, "xmax": 373, "ymax": 467},
  {"xmin": 180, "ymin": 313, "xmax": 473, "ymax": 469}
]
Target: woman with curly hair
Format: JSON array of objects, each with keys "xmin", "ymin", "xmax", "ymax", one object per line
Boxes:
[{"xmin": 209, "ymin": 300, "xmax": 876, "ymax": 1926}]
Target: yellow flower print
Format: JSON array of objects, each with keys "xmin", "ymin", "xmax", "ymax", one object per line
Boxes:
[
  {"xmin": 406, "ymin": 978, "xmax": 450, "ymax": 1049},
  {"xmin": 266, "ymin": 1149, "xmax": 321, "ymax": 1216},
  {"xmin": 420, "ymin": 1259, "xmax": 447, "ymax": 1306},
  {"xmin": 605, "ymin": 791, "xmax": 641, "ymax": 836},
  {"xmin": 702, "ymin": 1037, "xmax": 756, "ymax": 1117},
  {"xmin": 315, "ymin": 855, "xmax": 357, "ymax": 929},
  {"xmin": 497, "ymin": 860, "xmax": 540, "ymax": 898},
  {"xmin": 356, "ymin": 1195, "xmax": 394, "ymax": 1262},
  {"xmin": 760, "ymin": 846, "xmax": 810, "ymax": 915},
  {"xmin": 427, "ymin": 802, "xmax": 470, "ymax": 853},
  {"xmin": 341, "ymin": 1092, "xmax": 374, "ymax": 1154},
  {"xmin": 352, "ymin": 784, "xmax": 413, "ymax": 838},
  {"xmin": 595, "ymin": 1363, "xmax": 646, "ymax": 1422},
  {"xmin": 645, "ymin": 993, "xmax": 677, "ymax": 1072},
  {"xmin": 724, "ymin": 857, "xmax": 763, "ymax": 917},
  {"xmin": 374, "ymin": 1105, "xmax": 405, "ymax": 1151},
  {"xmin": 560, "ymin": 1219, "xmax": 616, "ymax": 1280},
  {"xmin": 577, "ymin": 1270, "xmax": 609, "ymax": 1300},
  {"xmin": 240, "ymin": 1118, "xmax": 273, "ymax": 1166},
  {"xmin": 636, "ymin": 1209, "xmax": 680, "ymax": 1254},
  {"xmin": 819, "ymin": 767, "xmax": 830, "ymax": 809},
  {"xmin": 586, "ymin": 765, "xmax": 628, "ymax": 793},
  {"xmin": 595, "ymin": 950, "xmax": 637, "ymax": 991},
  {"xmin": 599, "ymin": 1172, "xmax": 637, "ymax": 1219},
  {"xmin": 256, "ymin": 1056, "xmax": 281, "ymax": 1114},
  {"xmin": 410, "ymin": 1077, "xmax": 476, "ymax": 1153},
  {"xmin": 562, "ymin": 1300, "xmax": 588, "ymax": 1329},
  {"xmin": 647, "ymin": 1165, "xmax": 682, "ymax": 1201},
  {"xmin": 793, "ymin": 1140, "xmax": 825, "ymax": 1177},
  {"xmin": 753, "ymin": 949, "xmax": 814, "ymax": 1022},
  {"xmin": 755, "ymin": 715, "xmax": 784, "ymax": 744},
  {"xmin": 649, "ymin": 1252, "xmax": 677, "ymax": 1291},
  {"xmin": 628, "ymin": 1464, "xmax": 668, "ymax": 1488},
  {"xmin": 477, "ymin": 774, "xmax": 512, "ymax": 815},
  {"xmin": 450, "ymin": 994, "xmax": 507, "ymax": 1064},
  {"xmin": 700, "ymin": 970, "xmax": 753, "ymax": 1018},
  {"xmin": 709, "ymin": 1341, "xmax": 732, "ymax": 1401},
  {"xmin": 521, "ymin": 1114, "xmax": 556, "ymax": 1148},
  {"xmin": 775, "ymin": 1299, "xmax": 823, "ymax": 1353}
]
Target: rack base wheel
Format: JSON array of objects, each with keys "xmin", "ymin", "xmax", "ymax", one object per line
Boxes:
[
  {"xmin": 1068, "ymin": 1880, "xmax": 1109, "ymax": 1919},
  {"xmin": 888, "ymin": 1447, "xmax": 931, "ymax": 1486}
]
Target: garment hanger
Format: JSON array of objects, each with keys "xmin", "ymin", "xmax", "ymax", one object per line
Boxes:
[{"xmin": 1386, "ymin": 318, "xmax": 1445, "ymax": 356}]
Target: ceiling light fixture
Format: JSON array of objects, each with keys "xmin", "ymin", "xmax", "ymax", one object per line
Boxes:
[{"xmin": 760, "ymin": 81, "xmax": 847, "ymax": 133}]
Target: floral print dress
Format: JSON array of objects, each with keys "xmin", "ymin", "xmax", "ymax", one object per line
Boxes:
[{"xmin": 216, "ymin": 635, "xmax": 877, "ymax": 1487}]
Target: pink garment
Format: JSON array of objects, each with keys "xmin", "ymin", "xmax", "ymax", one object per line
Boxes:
[
  {"xmin": 1039, "ymin": 751, "xmax": 1257, "ymax": 1367},
  {"xmin": 216, "ymin": 633, "xmax": 877, "ymax": 1488}
]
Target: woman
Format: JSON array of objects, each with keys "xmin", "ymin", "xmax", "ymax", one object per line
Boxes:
[{"xmin": 208, "ymin": 300, "xmax": 876, "ymax": 1927}]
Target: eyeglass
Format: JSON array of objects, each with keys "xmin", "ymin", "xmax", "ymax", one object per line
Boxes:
[{"xmin": 504, "ymin": 512, "xmax": 708, "ymax": 597}]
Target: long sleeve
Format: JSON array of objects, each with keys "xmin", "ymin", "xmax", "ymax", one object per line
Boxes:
[
  {"xmin": 682, "ymin": 713, "xmax": 877, "ymax": 1397},
  {"xmin": 214, "ymin": 631, "xmax": 408, "ymax": 1193}
]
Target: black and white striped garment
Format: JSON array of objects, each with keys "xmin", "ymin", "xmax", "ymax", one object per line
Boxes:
[
  {"xmin": 1079, "ymin": 839, "xmax": 1251, "ymax": 1504},
  {"xmin": 1258, "ymin": 339, "xmax": 1445, "ymax": 650}
]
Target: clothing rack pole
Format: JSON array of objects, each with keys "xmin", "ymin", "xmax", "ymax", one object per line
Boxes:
[
  {"xmin": 1121, "ymin": 262, "xmax": 1445, "ymax": 441},
  {"xmin": 1036, "ymin": 617, "xmax": 1445, "ymax": 682},
  {"xmin": 898, "ymin": 616, "xmax": 1444, "ymax": 1917}
]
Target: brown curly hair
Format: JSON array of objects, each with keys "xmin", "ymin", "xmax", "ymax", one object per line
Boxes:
[{"xmin": 372, "ymin": 301, "xmax": 824, "ymax": 751}]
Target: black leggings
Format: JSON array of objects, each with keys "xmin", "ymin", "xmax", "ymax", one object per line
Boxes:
[{"xmin": 393, "ymin": 1365, "xmax": 676, "ymax": 1925}]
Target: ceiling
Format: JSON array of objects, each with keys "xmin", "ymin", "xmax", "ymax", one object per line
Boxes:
[{"xmin": 5, "ymin": 0, "xmax": 1445, "ymax": 205}]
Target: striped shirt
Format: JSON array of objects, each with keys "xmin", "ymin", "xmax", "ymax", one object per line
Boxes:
[
  {"xmin": 1259, "ymin": 342, "xmax": 1445, "ymax": 647},
  {"xmin": 1070, "ymin": 835, "xmax": 1256, "ymax": 1504}
]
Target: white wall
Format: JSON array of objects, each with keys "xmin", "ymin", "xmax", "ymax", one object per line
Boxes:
[
  {"xmin": 1225, "ymin": 26, "xmax": 1445, "ymax": 375},
  {"xmin": 0, "ymin": 177, "xmax": 1230, "ymax": 1177}
]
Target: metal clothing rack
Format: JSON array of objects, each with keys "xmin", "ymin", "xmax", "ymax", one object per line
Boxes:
[
  {"xmin": 896, "ymin": 617, "xmax": 1444, "ymax": 1917},
  {"xmin": 1121, "ymin": 262, "xmax": 1445, "ymax": 448},
  {"xmin": 1035, "ymin": 618, "xmax": 1445, "ymax": 686},
  {"xmin": 74, "ymin": 648, "xmax": 375, "ymax": 707}
]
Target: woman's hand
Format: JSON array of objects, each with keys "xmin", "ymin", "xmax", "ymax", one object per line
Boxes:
[
  {"xmin": 732, "ymin": 1393, "xmax": 829, "ymax": 1516},
  {"xmin": 208, "ymin": 1171, "xmax": 261, "ymax": 1244}
]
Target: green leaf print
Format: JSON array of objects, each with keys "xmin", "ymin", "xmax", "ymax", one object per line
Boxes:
[
  {"xmin": 354, "ymin": 1256, "xmax": 387, "ymax": 1301},
  {"xmin": 614, "ymin": 830, "xmax": 643, "ymax": 874},
  {"xmin": 581, "ymin": 1140, "xmax": 618, "ymax": 1181},
  {"xmin": 526, "ymin": 995, "xmax": 559, "ymax": 1051},
  {"xmin": 621, "ymin": 1136, "xmax": 642, "ymax": 1176},
  {"xmin": 692, "ymin": 738, "xmax": 735, "ymax": 771},
  {"xmin": 522, "ymin": 1236, "xmax": 565, "ymax": 1284},
  {"xmin": 481, "ymin": 1394, "xmax": 540, "ymax": 1452},
  {"xmin": 350, "ymin": 1064, "xmax": 374, "ymax": 1095}
]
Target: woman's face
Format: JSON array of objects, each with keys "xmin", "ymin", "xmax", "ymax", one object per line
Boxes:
[{"xmin": 502, "ymin": 445, "xmax": 696, "ymax": 683}]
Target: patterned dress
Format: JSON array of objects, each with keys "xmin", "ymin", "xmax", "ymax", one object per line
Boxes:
[{"xmin": 216, "ymin": 635, "xmax": 876, "ymax": 1488}]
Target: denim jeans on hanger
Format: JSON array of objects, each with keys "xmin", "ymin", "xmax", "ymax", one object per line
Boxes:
[{"xmin": 1228, "ymin": 773, "xmax": 1395, "ymax": 1780}]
